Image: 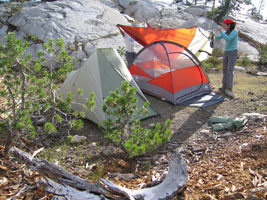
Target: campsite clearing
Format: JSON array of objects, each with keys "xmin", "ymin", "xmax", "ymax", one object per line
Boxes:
[{"xmin": 0, "ymin": 69, "xmax": 266, "ymax": 199}]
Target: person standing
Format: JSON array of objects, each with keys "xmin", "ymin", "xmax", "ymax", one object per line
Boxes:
[
  {"xmin": 117, "ymin": 24, "xmax": 136, "ymax": 67},
  {"xmin": 215, "ymin": 18, "xmax": 238, "ymax": 99},
  {"xmin": 123, "ymin": 32, "xmax": 136, "ymax": 67}
]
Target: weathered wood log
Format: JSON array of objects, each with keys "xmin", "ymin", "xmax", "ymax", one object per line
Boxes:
[
  {"xmin": 39, "ymin": 178, "xmax": 105, "ymax": 200},
  {"xmin": 97, "ymin": 152, "xmax": 188, "ymax": 200},
  {"xmin": 10, "ymin": 147, "xmax": 188, "ymax": 200},
  {"xmin": 10, "ymin": 147, "xmax": 100, "ymax": 194}
]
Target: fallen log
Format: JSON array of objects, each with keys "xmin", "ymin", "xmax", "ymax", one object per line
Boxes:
[
  {"xmin": 10, "ymin": 147, "xmax": 100, "ymax": 194},
  {"xmin": 39, "ymin": 178, "xmax": 106, "ymax": 200},
  {"xmin": 97, "ymin": 152, "xmax": 188, "ymax": 200},
  {"xmin": 10, "ymin": 147, "xmax": 188, "ymax": 200}
]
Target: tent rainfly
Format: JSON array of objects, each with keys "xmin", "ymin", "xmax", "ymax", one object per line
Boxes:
[
  {"xmin": 128, "ymin": 41, "xmax": 212, "ymax": 105},
  {"xmin": 57, "ymin": 48, "xmax": 158, "ymax": 125},
  {"xmin": 117, "ymin": 25, "xmax": 214, "ymax": 62}
]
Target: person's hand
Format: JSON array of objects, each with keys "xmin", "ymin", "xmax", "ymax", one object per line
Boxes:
[{"xmin": 217, "ymin": 26, "xmax": 222, "ymax": 32}]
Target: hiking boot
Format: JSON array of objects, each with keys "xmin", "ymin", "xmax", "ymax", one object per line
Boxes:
[
  {"xmin": 218, "ymin": 87, "xmax": 225, "ymax": 92},
  {"xmin": 225, "ymin": 90, "xmax": 235, "ymax": 99},
  {"xmin": 218, "ymin": 87, "xmax": 225, "ymax": 93}
]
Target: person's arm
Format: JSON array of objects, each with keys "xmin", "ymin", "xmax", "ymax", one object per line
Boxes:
[
  {"xmin": 215, "ymin": 26, "xmax": 223, "ymax": 40},
  {"xmin": 220, "ymin": 30, "xmax": 237, "ymax": 41},
  {"xmin": 215, "ymin": 33, "xmax": 224, "ymax": 40}
]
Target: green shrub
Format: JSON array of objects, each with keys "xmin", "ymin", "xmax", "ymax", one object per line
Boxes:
[
  {"xmin": 0, "ymin": 32, "xmax": 95, "ymax": 154},
  {"xmin": 212, "ymin": 49, "xmax": 224, "ymax": 58},
  {"xmin": 101, "ymin": 81, "xmax": 172, "ymax": 158},
  {"xmin": 202, "ymin": 56, "xmax": 222, "ymax": 70},
  {"xmin": 258, "ymin": 43, "xmax": 267, "ymax": 67},
  {"xmin": 236, "ymin": 55, "xmax": 253, "ymax": 67}
]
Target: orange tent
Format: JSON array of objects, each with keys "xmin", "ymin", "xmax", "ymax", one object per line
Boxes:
[{"xmin": 128, "ymin": 41, "xmax": 212, "ymax": 105}]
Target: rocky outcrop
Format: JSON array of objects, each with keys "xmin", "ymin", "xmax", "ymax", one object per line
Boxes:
[
  {"xmin": 0, "ymin": 0, "xmax": 266, "ymax": 69},
  {"xmin": 0, "ymin": 0, "xmax": 129, "ymax": 68},
  {"xmin": 117, "ymin": 0, "xmax": 265, "ymax": 56}
]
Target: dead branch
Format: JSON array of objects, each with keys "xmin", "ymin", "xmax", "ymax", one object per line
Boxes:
[
  {"xmin": 10, "ymin": 147, "xmax": 100, "ymax": 194},
  {"xmin": 10, "ymin": 147, "xmax": 188, "ymax": 200},
  {"xmin": 39, "ymin": 178, "xmax": 105, "ymax": 200},
  {"xmin": 97, "ymin": 152, "xmax": 188, "ymax": 200}
]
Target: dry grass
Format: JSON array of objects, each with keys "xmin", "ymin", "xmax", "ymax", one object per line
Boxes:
[{"xmin": 209, "ymin": 70, "xmax": 267, "ymax": 103}]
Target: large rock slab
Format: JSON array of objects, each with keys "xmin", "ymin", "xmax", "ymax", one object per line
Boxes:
[
  {"xmin": 1, "ymin": 0, "xmax": 265, "ymax": 66},
  {"xmin": 180, "ymin": 16, "xmax": 259, "ymax": 56},
  {"xmin": 119, "ymin": 1, "xmax": 263, "ymax": 56},
  {"xmin": 0, "ymin": 0, "xmax": 129, "ymax": 68},
  {"xmin": 236, "ymin": 16, "xmax": 267, "ymax": 48}
]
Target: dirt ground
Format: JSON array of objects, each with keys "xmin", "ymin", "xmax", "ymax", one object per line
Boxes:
[{"xmin": 0, "ymin": 69, "xmax": 267, "ymax": 199}]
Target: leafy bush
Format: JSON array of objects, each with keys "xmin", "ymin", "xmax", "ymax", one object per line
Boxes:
[
  {"xmin": 212, "ymin": 49, "xmax": 224, "ymax": 58},
  {"xmin": 236, "ymin": 55, "xmax": 253, "ymax": 67},
  {"xmin": 258, "ymin": 43, "xmax": 267, "ymax": 67},
  {"xmin": 101, "ymin": 81, "xmax": 172, "ymax": 158},
  {"xmin": 202, "ymin": 56, "xmax": 222, "ymax": 70},
  {"xmin": 0, "ymin": 32, "xmax": 95, "ymax": 154}
]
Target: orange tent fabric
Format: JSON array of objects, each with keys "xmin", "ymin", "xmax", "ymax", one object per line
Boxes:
[
  {"xmin": 148, "ymin": 65, "xmax": 209, "ymax": 94},
  {"xmin": 117, "ymin": 25, "xmax": 197, "ymax": 48},
  {"xmin": 128, "ymin": 41, "xmax": 212, "ymax": 105}
]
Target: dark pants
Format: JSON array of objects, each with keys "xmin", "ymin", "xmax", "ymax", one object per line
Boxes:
[
  {"xmin": 222, "ymin": 50, "xmax": 238, "ymax": 91},
  {"xmin": 125, "ymin": 51, "xmax": 136, "ymax": 68}
]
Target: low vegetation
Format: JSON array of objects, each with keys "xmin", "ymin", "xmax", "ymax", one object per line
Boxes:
[
  {"xmin": 202, "ymin": 48, "xmax": 261, "ymax": 71},
  {"xmin": 0, "ymin": 21, "xmax": 266, "ymax": 199},
  {"xmin": 0, "ymin": 33, "xmax": 95, "ymax": 154},
  {"xmin": 101, "ymin": 81, "xmax": 172, "ymax": 158},
  {"xmin": 0, "ymin": 33, "xmax": 172, "ymax": 159},
  {"xmin": 258, "ymin": 43, "xmax": 267, "ymax": 67}
]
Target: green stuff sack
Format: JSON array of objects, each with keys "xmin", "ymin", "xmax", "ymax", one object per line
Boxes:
[
  {"xmin": 210, "ymin": 116, "xmax": 248, "ymax": 131},
  {"xmin": 212, "ymin": 123, "xmax": 225, "ymax": 131},
  {"xmin": 209, "ymin": 116, "xmax": 231, "ymax": 123}
]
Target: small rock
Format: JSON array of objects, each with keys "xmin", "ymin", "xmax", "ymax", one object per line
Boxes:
[
  {"xmin": 101, "ymin": 146, "xmax": 117, "ymax": 157},
  {"xmin": 239, "ymin": 143, "xmax": 250, "ymax": 153},
  {"xmin": 200, "ymin": 129, "xmax": 210, "ymax": 134},
  {"xmin": 243, "ymin": 113, "xmax": 267, "ymax": 119},
  {"xmin": 90, "ymin": 142, "xmax": 97, "ymax": 147},
  {"xmin": 256, "ymin": 72, "xmax": 267, "ymax": 76},
  {"xmin": 234, "ymin": 65, "xmax": 246, "ymax": 71},
  {"xmin": 70, "ymin": 135, "xmax": 87, "ymax": 144}
]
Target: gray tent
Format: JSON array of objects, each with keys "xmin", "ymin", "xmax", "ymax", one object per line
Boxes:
[{"xmin": 57, "ymin": 48, "xmax": 158, "ymax": 125}]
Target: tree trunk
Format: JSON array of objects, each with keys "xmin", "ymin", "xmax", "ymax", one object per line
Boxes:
[{"xmin": 258, "ymin": 0, "xmax": 264, "ymax": 14}]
